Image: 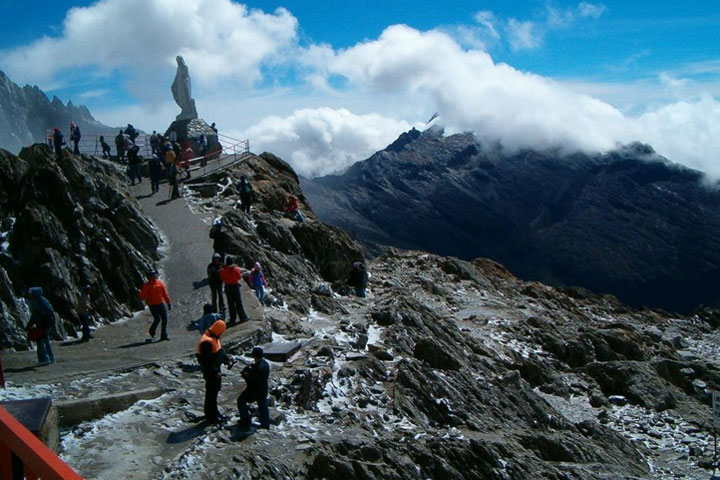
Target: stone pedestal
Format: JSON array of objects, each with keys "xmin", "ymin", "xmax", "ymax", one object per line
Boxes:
[{"xmin": 165, "ymin": 118, "xmax": 221, "ymax": 160}]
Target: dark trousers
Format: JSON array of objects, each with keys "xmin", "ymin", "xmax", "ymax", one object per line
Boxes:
[
  {"xmin": 225, "ymin": 284, "xmax": 248, "ymax": 324},
  {"xmin": 73, "ymin": 139, "xmax": 80, "ymax": 154},
  {"xmin": 150, "ymin": 173, "xmax": 160, "ymax": 193},
  {"xmin": 204, "ymin": 376, "xmax": 222, "ymax": 422},
  {"xmin": 237, "ymin": 391, "xmax": 269, "ymax": 428},
  {"xmin": 210, "ymin": 283, "xmax": 224, "ymax": 313},
  {"xmin": 79, "ymin": 313, "xmax": 92, "ymax": 340},
  {"xmin": 149, "ymin": 304, "xmax": 168, "ymax": 339}
]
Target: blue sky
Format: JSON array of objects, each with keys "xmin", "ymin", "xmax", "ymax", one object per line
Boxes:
[{"xmin": 1, "ymin": 0, "xmax": 719, "ymax": 177}]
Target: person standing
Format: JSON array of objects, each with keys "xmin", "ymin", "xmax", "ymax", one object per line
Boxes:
[
  {"xmin": 238, "ymin": 176, "xmax": 253, "ymax": 214},
  {"xmin": 197, "ymin": 320, "xmax": 232, "ymax": 424},
  {"xmin": 167, "ymin": 159, "xmax": 180, "ymax": 200},
  {"xmin": 219, "ymin": 256, "xmax": 249, "ymax": 325},
  {"xmin": 347, "ymin": 262, "xmax": 369, "ymax": 298},
  {"xmin": 127, "ymin": 145, "xmax": 142, "ymax": 185},
  {"xmin": 70, "ymin": 122, "xmax": 81, "ymax": 154},
  {"xmin": 237, "ymin": 346, "xmax": 270, "ymax": 429},
  {"xmin": 77, "ymin": 284, "xmax": 94, "ymax": 342},
  {"xmin": 207, "ymin": 253, "xmax": 225, "ymax": 314},
  {"xmin": 115, "ymin": 130, "xmax": 125, "ymax": 160},
  {"xmin": 180, "ymin": 142, "xmax": 193, "ymax": 179},
  {"xmin": 148, "ymin": 154, "xmax": 163, "ymax": 194},
  {"xmin": 52, "ymin": 128, "xmax": 65, "ymax": 159},
  {"xmin": 209, "ymin": 221, "xmax": 227, "ymax": 259},
  {"xmin": 249, "ymin": 262, "xmax": 267, "ymax": 304},
  {"xmin": 25, "ymin": 287, "xmax": 56, "ymax": 365},
  {"xmin": 139, "ymin": 270, "xmax": 172, "ymax": 341}
]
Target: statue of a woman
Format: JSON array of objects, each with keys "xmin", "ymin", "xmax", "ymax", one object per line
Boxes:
[{"xmin": 171, "ymin": 56, "xmax": 198, "ymax": 120}]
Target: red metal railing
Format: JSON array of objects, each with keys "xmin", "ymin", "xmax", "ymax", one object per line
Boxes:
[{"xmin": 0, "ymin": 406, "xmax": 83, "ymax": 480}]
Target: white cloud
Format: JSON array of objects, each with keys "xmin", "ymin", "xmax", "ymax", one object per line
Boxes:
[
  {"xmin": 578, "ymin": 2, "xmax": 607, "ymax": 18},
  {"xmin": 242, "ymin": 108, "xmax": 413, "ymax": 177},
  {"xmin": 506, "ymin": 19, "xmax": 542, "ymax": 51},
  {"xmin": 0, "ymin": 0, "xmax": 298, "ymax": 100},
  {"xmin": 308, "ymin": 24, "xmax": 720, "ymax": 177},
  {"xmin": 474, "ymin": 11, "xmax": 500, "ymax": 40}
]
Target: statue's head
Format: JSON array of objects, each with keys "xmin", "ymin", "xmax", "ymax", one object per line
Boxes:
[{"xmin": 176, "ymin": 56, "xmax": 185, "ymax": 66}]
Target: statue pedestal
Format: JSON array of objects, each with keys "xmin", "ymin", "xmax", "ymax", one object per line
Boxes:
[{"xmin": 165, "ymin": 118, "xmax": 221, "ymax": 159}]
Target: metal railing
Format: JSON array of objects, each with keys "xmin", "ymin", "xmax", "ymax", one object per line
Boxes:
[
  {"xmin": 45, "ymin": 130, "xmax": 251, "ymax": 181},
  {"xmin": 0, "ymin": 405, "xmax": 83, "ymax": 479}
]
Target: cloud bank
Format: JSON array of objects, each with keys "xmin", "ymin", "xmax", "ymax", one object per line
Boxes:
[
  {"xmin": 1, "ymin": 1, "xmax": 718, "ymax": 179},
  {"xmin": 243, "ymin": 108, "xmax": 412, "ymax": 178},
  {"xmin": 0, "ymin": 0, "xmax": 298, "ymax": 98}
]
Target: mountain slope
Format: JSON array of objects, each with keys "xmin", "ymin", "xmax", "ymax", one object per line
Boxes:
[
  {"xmin": 303, "ymin": 128, "xmax": 720, "ymax": 313},
  {"xmin": 0, "ymin": 71, "xmax": 114, "ymax": 153}
]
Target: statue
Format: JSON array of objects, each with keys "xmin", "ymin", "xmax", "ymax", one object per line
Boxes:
[{"xmin": 171, "ymin": 56, "xmax": 198, "ymax": 121}]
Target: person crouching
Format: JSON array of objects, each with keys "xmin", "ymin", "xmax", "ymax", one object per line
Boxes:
[{"xmin": 237, "ymin": 346, "xmax": 270, "ymax": 429}]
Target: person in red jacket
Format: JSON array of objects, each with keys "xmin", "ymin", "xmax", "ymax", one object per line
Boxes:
[
  {"xmin": 139, "ymin": 269, "xmax": 172, "ymax": 340},
  {"xmin": 219, "ymin": 256, "xmax": 249, "ymax": 326}
]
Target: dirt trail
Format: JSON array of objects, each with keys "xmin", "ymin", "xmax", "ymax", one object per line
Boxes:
[{"xmin": 3, "ymin": 181, "xmax": 263, "ymax": 387}]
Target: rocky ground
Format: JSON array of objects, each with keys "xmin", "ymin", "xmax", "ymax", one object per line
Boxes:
[{"xmin": 2, "ymin": 149, "xmax": 720, "ymax": 479}]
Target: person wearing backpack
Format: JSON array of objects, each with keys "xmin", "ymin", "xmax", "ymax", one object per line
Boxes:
[
  {"xmin": 99, "ymin": 136, "xmax": 112, "ymax": 159},
  {"xmin": 239, "ymin": 176, "xmax": 253, "ymax": 214},
  {"xmin": 25, "ymin": 287, "xmax": 56, "ymax": 365},
  {"xmin": 52, "ymin": 127, "xmax": 65, "ymax": 159}
]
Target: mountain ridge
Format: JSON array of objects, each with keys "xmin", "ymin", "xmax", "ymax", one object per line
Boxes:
[
  {"xmin": 0, "ymin": 70, "xmax": 115, "ymax": 153},
  {"xmin": 302, "ymin": 128, "xmax": 720, "ymax": 313}
]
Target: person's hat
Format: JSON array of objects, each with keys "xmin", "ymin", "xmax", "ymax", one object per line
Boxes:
[
  {"xmin": 225, "ymin": 255, "xmax": 234, "ymax": 265},
  {"xmin": 148, "ymin": 268, "xmax": 158, "ymax": 277},
  {"xmin": 212, "ymin": 252, "xmax": 222, "ymax": 259},
  {"xmin": 83, "ymin": 284, "xmax": 92, "ymax": 292},
  {"xmin": 251, "ymin": 346, "xmax": 263, "ymax": 357}
]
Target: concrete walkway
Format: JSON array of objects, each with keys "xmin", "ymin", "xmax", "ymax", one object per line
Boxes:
[{"xmin": 3, "ymin": 180, "xmax": 264, "ymax": 386}]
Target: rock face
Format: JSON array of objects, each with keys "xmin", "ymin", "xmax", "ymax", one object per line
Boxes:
[
  {"xmin": 0, "ymin": 145, "xmax": 160, "ymax": 348},
  {"xmin": 190, "ymin": 151, "xmax": 363, "ymax": 315},
  {"xmin": 0, "ymin": 71, "xmax": 115, "ymax": 153},
  {"xmin": 303, "ymin": 128, "xmax": 720, "ymax": 313}
]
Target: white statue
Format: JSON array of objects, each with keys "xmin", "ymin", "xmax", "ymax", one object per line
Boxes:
[{"xmin": 171, "ymin": 56, "xmax": 198, "ymax": 121}]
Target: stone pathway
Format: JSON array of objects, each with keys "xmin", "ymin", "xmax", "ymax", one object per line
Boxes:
[{"xmin": 3, "ymin": 180, "xmax": 264, "ymax": 387}]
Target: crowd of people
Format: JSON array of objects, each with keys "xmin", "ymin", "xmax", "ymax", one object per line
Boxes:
[{"xmin": 23, "ymin": 141, "xmax": 374, "ymax": 431}]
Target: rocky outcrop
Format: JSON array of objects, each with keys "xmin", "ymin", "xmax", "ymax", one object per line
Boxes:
[
  {"xmin": 303, "ymin": 128, "xmax": 720, "ymax": 313},
  {"xmin": 0, "ymin": 145, "xmax": 160, "ymax": 349},
  {"xmin": 189, "ymin": 151, "xmax": 363, "ymax": 314},
  {"xmin": 0, "ymin": 71, "xmax": 114, "ymax": 153}
]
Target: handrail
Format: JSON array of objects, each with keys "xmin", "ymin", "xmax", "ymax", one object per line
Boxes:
[{"xmin": 0, "ymin": 405, "xmax": 83, "ymax": 479}]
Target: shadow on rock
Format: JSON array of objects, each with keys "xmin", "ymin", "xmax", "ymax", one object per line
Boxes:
[{"xmin": 166, "ymin": 421, "xmax": 210, "ymax": 444}]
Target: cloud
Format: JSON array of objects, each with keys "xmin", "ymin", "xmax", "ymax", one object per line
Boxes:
[
  {"xmin": 0, "ymin": 0, "xmax": 298, "ymax": 100},
  {"xmin": 242, "ymin": 107, "xmax": 413, "ymax": 177},
  {"xmin": 506, "ymin": 19, "xmax": 542, "ymax": 51},
  {"xmin": 308, "ymin": 24, "xmax": 720, "ymax": 178},
  {"xmin": 578, "ymin": 2, "xmax": 607, "ymax": 18}
]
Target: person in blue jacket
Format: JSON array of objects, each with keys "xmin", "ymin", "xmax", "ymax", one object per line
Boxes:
[{"xmin": 25, "ymin": 287, "xmax": 56, "ymax": 365}]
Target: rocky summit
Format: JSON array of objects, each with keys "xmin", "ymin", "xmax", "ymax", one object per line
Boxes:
[
  {"xmin": 2, "ymin": 144, "xmax": 720, "ymax": 480},
  {"xmin": 302, "ymin": 127, "xmax": 720, "ymax": 313}
]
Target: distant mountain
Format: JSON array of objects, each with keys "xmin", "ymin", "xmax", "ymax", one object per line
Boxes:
[
  {"xmin": 302, "ymin": 127, "xmax": 720, "ymax": 313},
  {"xmin": 0, "ymin": 71, "xmax": 114, "ymax": 153}
]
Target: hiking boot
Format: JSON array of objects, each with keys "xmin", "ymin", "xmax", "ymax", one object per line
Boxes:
[
  {"xmin": 161, "ymin": 336, "xmax": 170, "ymax": 341},
  {"xmin": 148, "ymin": 329, "xmax": 156, "ymax": 339}
]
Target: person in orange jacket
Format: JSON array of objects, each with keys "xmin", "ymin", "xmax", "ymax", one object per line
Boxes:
[
  {"xmin": 139, "ymin": 269, "xmax": 172, "ymax": 340},
  {"xmin": 197, "ymin": 319, "xmax": 233, "ymax": 424},
  {"xmin": 219, "ymin": 256, "xmax": 249, "ymax": 326}
]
